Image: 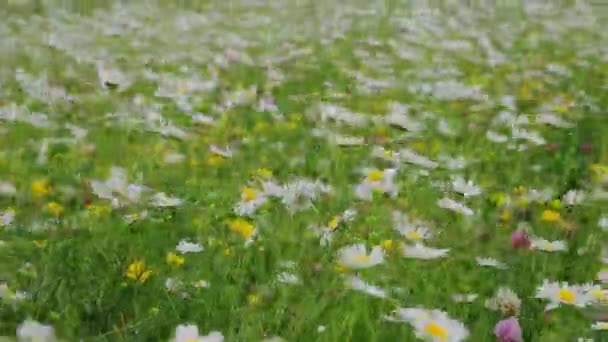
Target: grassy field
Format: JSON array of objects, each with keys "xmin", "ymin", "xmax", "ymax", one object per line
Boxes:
[{"xmin": 1, "ymin": 0, "xmax": 607, "ymax": 341}]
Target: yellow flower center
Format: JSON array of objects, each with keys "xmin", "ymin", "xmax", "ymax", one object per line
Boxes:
[
  {"xmin": 542, "ymin": 242, "xmax": 555, "ymax": 251},
  {"xmin": 367, "ymin": 170, "xmax": 384, "ymax": 182},
  {"xmin": 328, "ymin": 216, "xmax": 340, "ymax": 230},
  {"xmin": 185, "ymin": 339, "xmax": 199, "ymax": 342},
  {"xmin": 229, "ymin": 220, "xmax": 256, "ymax": 239},
  {"xmin": 424, "ymin": 321, "xmax": 448, "ymax": 340},
  {"xmin": 46, "ymin": 202, "xmax": 64, "ymax": 216},
  {"xmin": 241, "ymin": 187, "xmax": 258, "ymax": 202},
  {"xmin": 406, "ymin": 230, "xmax": 423, "ymax": 241},
  {"xmin": 559, "ymin": 289, "xmax": 576, "ymax": 304},
  {"xmin": 589, "ymin": 289, "xmax": 606, "ymax": 300},
  {"xmin": 351, "ymin": 253, "xmax": 370, "ymax": 264},
  {"xmin": 381, "ymin": 239, "xmax": 393, "ymax": 251}
]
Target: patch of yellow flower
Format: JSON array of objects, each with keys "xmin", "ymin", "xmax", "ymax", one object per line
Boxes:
[
  {"xmin": 499, "ymin": 210, "xmax": 512, "ymax": 222},
  {"xmin": 166, "ymin": 253, "xmax": 185, "ymax": 267},
  {"xmin": 228, "ymin": 219, "xmax": 256, "ymax": 240},
  {"xmin": 31, "ymin": 180, "xmax": 50, "ymax": 196},
  {"xmin": 46, "ymin": 202, "xmax": 64, "ymax": 217},
  {"xmin": 256, "ymin": 168, "xmax": 273, "ymax": 179},
  {"xmin": 247, "ymin": 293, "xmax": 261, "ymax": 305},
  {"xmin": 33, "ymin": 240, "xmax": 47, "ymax": 248},
  {"xmin": 205, "ymin": 155, "xmax": 225, "ymax": 167},
  {"xmin": 541, "ymin": 209, "xmax": 561, "ymax": 223},
  {"xmin": 125, "ymin": 260, "xmax": 153, "ymax": 283}
]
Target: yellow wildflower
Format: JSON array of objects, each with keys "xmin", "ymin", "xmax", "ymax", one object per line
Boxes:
[
  {"xmin": 33, "ymin": 240, "xmax": 47, "ymax": 248},
  {"xmin": 490, "ymin": 193, "xmax": 507, "ymax": 207},
  {"xmin": 228, "ymin": 219, "xmax": 256, "ymax": 240},
  {"xmin": 513, "ymin": 186, "xmax": 527, "ymax": 195},
  {"xmin": 125, "ymin": 260, "xmax": 153, "ymax": 283},
  {"xmin": 548, "ymin": 199, "xmax": 561, "ymax": 209},
  {"xmin": 46, "ymin": 202, "xmax": 64, "ymax": 217},
  {"xmin": 223, "ymin": 248, "xmax": 232, "ymax": 256},
  {"xmin": 256, "ymin": 168, "xmax": 273, "ymax": 179},
  {"xmin": 254, "ymin": 121, "xmax": 270, "ymax": 133},
  {"xmin": 541, "ymin": 210, "xmax": 561, "ymax": 223},
  {"xmin": 499, "ymin": 210, "xmax": 512, "ymax": 222},
  {"xmin": 247, "ymin": 293, "xmax": 261, "ymax": 305},
  {"xmin": 205, "ymin": 155, "xmax": 225, "ymax": 166},
  {"xmin": 411, "ymin": 141, "xmax": 427, "ymax": 153},
  {"xmin": 166, "ymin": 253, "xmax": 185, "ymax": 267},
  {"xmin": 31, "ymin": 180, "xmax": 50, "ymax": 196}
]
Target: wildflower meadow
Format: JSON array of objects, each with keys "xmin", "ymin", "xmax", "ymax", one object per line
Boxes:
[{"xmin": 0, "ymin": 1, "xmax": 608, "ymax": 341}]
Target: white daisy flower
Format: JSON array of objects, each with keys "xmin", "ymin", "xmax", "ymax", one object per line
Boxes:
[
  {"xmin": 192, "ymin": 113, "xmax": 216, "ymax": 125},
  {"xmin": 176, "ymin": 240, "xmax": 203, "ymax": 254},
  {"xmin": 171, "ymin": 324, "xmax": 223, "ymax": 342},
  {"xmin": 209, "ymin": 145, "xmax": 233, "ymax": 158},
  {"xmin": 485, "ymin": 287, "xmax": 522, "ymax": 315},
  {"xmin": 96, "ymin": 62, "xmax": 130, "ymax": 91},
  {"xmin": 150, "ymin": 192, "xmax": 184, "ymax": 207},
  {"xmin": 345, "ymin": 275, "xmax": 387, "ymax": 298},
  {"xmin": 486, "ymin": 130, "xmax": 508, "ymax": 143},
  {"xmin": 0, "ymin": 181, "xmax": 16, "ymax": 196},
  {"xmin": 437, "ymin": 119, "xmax": 456, "ymax": 137},
  {"xmin": 536, "ymin": 113, "xmax": 573, "ymax": 128},
  {"xmin": 398, "ymin": 148, "xmax": 438, "ymax": 169},
  {"xmin": 562, "ymin": 189, "xmax": 586, "ymax": 206},
  {"xmin": 16, "ymin": 320, "xmax": 56, "ymax": 342},
  {"xmin": 536, "ymin": 280, "xmax": 592, "ymax": 311},
  {"xmin": 512, "ymin": 128, "xmax": 546, "ymax": 146},
  {"xmin": 392, "ymin": 213, "xmax": 433, "ymax": 242},
  {"xmin": 437, "ymin": 197, "xmax": 474, "ymax": 216},
  {"xmin": 598, "ymin": 215, "xmax": 608, "ymax": 230},
  {"xmin": 277, "ymin": 272, "xmax": 300, "ymax": 285},
  {"xmin": 388, "ymin": 307, "xmax": 469, "ymax": 342},
  {"xmin": 338, "ymin": 244, "xmax": 384, "ymax": 269},
  {"xmin": 333, "ymin": 135, "xmax": 365, "ymax": 146},
  {"xmin": 164, "ymin": 153, "xmax": 186, "ymax": 164},
  {"xmin": 385, "ymin": 111, "xmax": 423, "ymax": 132},
  {"xmin": 123, "ymin": 211, "xmax": 148, "ymax": 224},
  {"xmin": 438, "ymin": 155, "xmax": 467, "ymax": 170},
  {"xmin": 234, "ymin": 187, "xmax": 267, "ymax": 216},
  {"xmin": 90, "ymin": 166, "xmax": 147, "ymax": 206},
  {"xmin": 401, "ymin": 243, "xmax": 449, "ymax": 260},
  {"xmin": 591, "ymin": 322, "xmax": 608, "ymax": 330},
  {"xmin": 530, "ymin": 237, "xmax": 567, "ymax": 252},
  {"xmin": 476, "ymin": 257, "xmax": 508, "ymax": 270},
  {"xmin": 313, "ymin": 209, "xmax": 358, "ymax": 246},
  {"xmin": 354, "ymin": 169, "xmax": 398, "ymax": 200},
  {"xmin": 165, "ymin": 277, "xmax": 183, "ymax": 293},
  {"xmin": 371, "ymin": 146, "xmax": 401, "ymax": 164},
  {"xmin": 451, "ymin": 177, "xmax": 482, "ymax": 197},
  {"xmin": 280, "ymin": 179, "xmax": 331, "ymax": 212},
  {"xmin": 451, "ymin": 294, "xmax": 478, "ymax": 303},
  {"xmin": 192, "ymin": 280, "xmax": 210, "ymax": 289}
]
